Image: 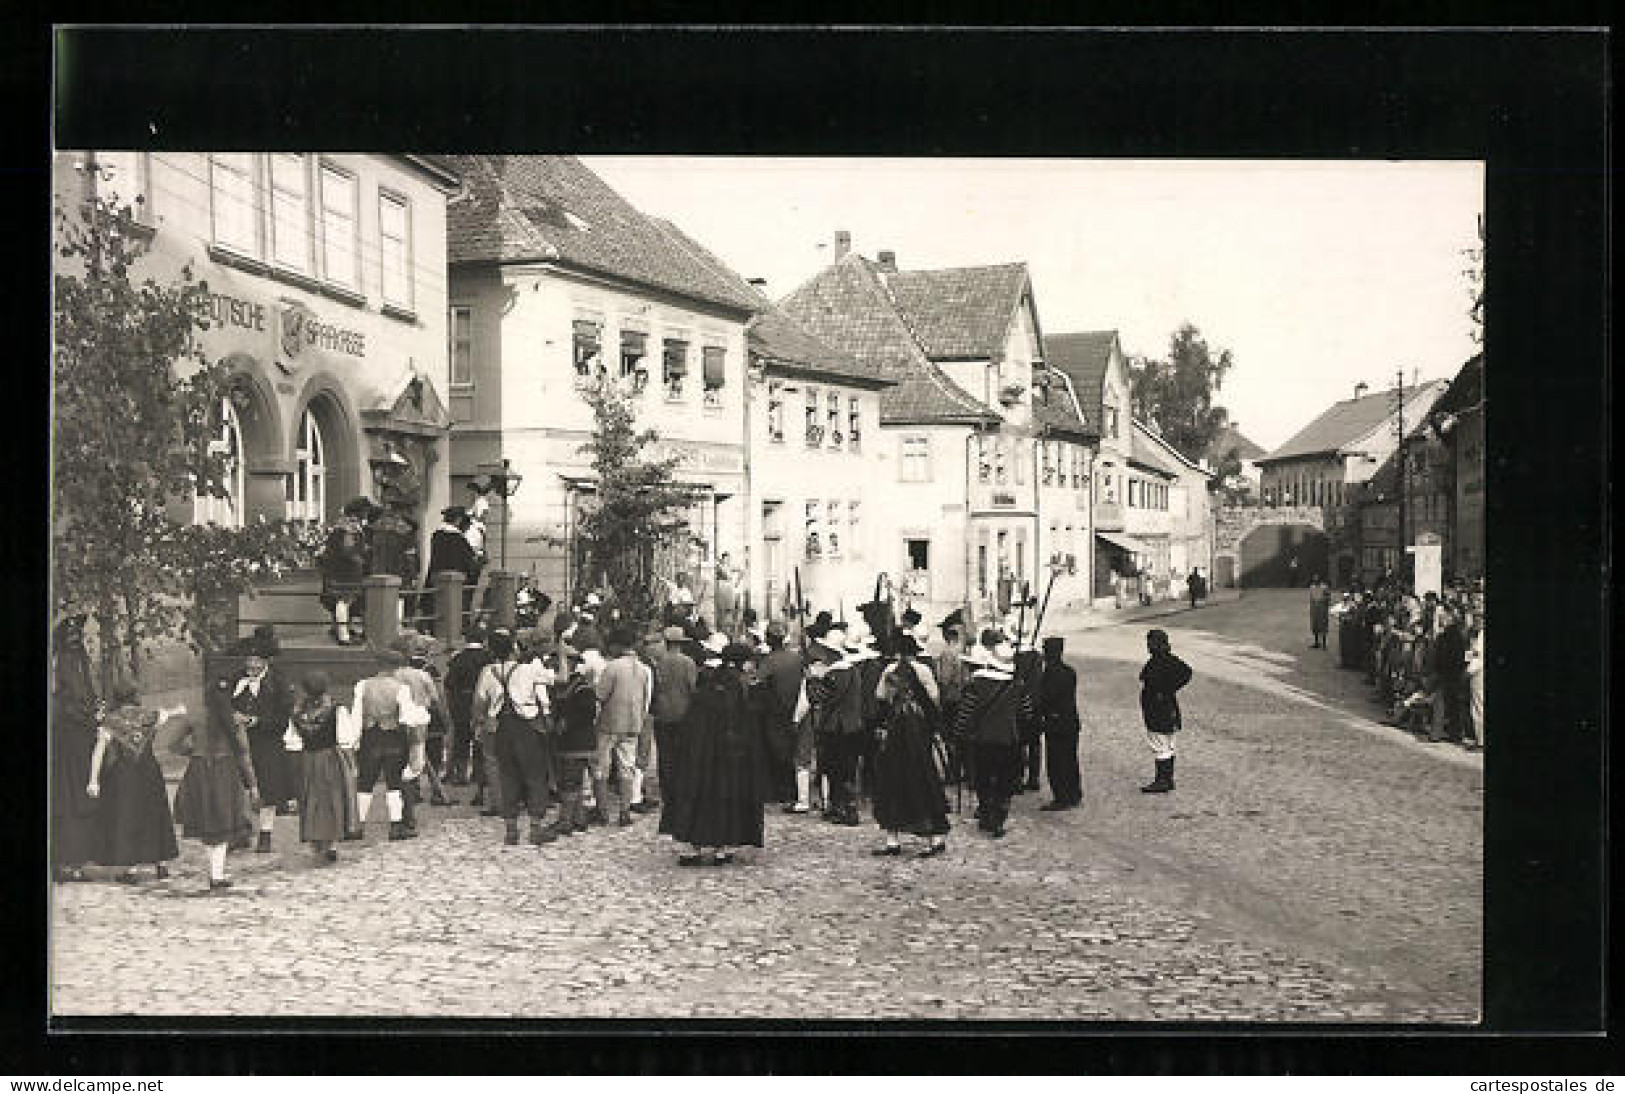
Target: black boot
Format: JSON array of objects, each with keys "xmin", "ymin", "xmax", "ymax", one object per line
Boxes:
[
  {"xmin": 255, "ymin": 830, "xmax": 273, "ymax": 854},
  {"xmin": 1140, "ymin": 758, "xmax": 1173, "ymax": 794},
  {"xmin": 1165, "ymin": 756, "xmax": 1176, "ymax": 790},
  {"xmin": 503, "ymin": 818, "xmax": 520, "ymax": 846},
  {"xmin": 388, "ymin": 820, "xmax": 417, "ymax": 841}
]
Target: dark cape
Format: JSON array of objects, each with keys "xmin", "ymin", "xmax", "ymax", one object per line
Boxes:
[
  {"xmin": 1139, "ymin": 652, "xmax": 1194, "ymax": 733},
  {"xmin": 659, "ymin": 665, "xmax": 766, "ymax": 849},
  {"xmin": 872, "ymin": 659, "xmax": 949, "ymax": 837},
  {"xmin": 51, "ymin": 637, "xmax": 101, "ymax": 869}
]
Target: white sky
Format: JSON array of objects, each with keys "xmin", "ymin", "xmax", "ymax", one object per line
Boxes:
[{"xmin": 582, "ymin": 157, "xmax": 1483, "ymax": 452}]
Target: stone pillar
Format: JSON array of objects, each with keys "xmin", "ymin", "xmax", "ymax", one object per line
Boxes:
[
  {"xmin": 488, "ymin": 569, "xmax": 518, "ymax": 631},
  {"xmin": 433, "ymin": 571, "xmax": 465, "ymax": 647},
  {"xmin": 363, "ymin": 574, "xmax": 401, "ymax": 651}
]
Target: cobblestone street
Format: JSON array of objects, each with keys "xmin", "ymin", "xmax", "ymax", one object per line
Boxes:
[{"xmin": 51, "ymin": 590, "xmax": 1481, "ymax": 1022}]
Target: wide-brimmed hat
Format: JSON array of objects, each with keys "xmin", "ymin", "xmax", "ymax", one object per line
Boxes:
[
  {"xmin": 985, "ymin": 641, "xmax": 1016, "ymax": 671},
  {"xmin": 937, "ymin": 608, "xmax": 966, "ymax": 635},
  {"xmin": 248, "ymin": 623, "xmax": 282, "ymax": 659},
  {"xmin": 815, "ymin": 627, "xmax": 848, "ymax": 654},
  {"xmin": 441, "ymin": 505, "xmax": 467, "ymax": 522},
  {"xmin": 344, "ymin": 496, "xmax": 377, "ymax": 518},
  {"xmin": 900, "ymin": 608, "xmax": 922, "ymax": 629}
]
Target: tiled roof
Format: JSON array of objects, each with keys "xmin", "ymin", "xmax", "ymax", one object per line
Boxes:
[
  {"xmin": 443, "ymin": 155, "xmax": 761, "ymax": 314},
  {"xmin": 1260, "ymin": 380, "xmax": 1450, "ymax": 465},
  {"xmin": 883, "ymin": 263, "xmax": 1030, "ymax": 359},
  {"xmin": 648, "ymin": 217, "xmax": 891, "ymax": 391},
  {"xmin": 779, "ymin": 255, "xmax": 998, "ymax": 425},
  {"xmin": 1129, "ymin": 422, "xmax": 1184, "ymax": 478},
  {"xmin": 1430, "ymin": 354, "xmax": 1484, "ymax": 418},
  {"xmin": 1206, "ymin": 424, "xmax": 1268, "ymax": 463},
  {"xmin": 1031, "ymin": 382, "xmax": 1093, "ymax": 438},
  {"xmin": 1044, "ymin": 331, "xmax": 1118, "ymax": 433}
]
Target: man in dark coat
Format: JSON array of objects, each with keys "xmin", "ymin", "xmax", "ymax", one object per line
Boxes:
[
  {"xmin": 1036, "ymin": 636, "xmax": 1083, "ymax": 811},
  {"xmin": 425, "ymin": 506, "xmax": 479, "ymax": 619},
  {"xmin": 807, "ymin": 628, "xmax": 863, "ymax": 826},
  {"xmin": 1139, "ymin": 628, "xmax": 1193, "ymax": 794},
  {"xmin": 231, "ymin": 637, "xmax": 295, "ymax": 851},
  {"xmin": 1429, "ymin": 605, "xmax": 1469, "ymax": 743},
  {"xmin": 757, "ymin": 623, "xmax": 804, "ymax": 804},
  {"xmin": 952, "ymin": 639, "xmax": 1033, "ymax": 837}
]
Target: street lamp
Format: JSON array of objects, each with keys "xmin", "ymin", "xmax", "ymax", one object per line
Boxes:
[{"xmin": 476, "ymin": 458, "xmax": 524, "ymax": 570}]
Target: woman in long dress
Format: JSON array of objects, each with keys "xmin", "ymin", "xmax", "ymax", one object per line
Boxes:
[
  {"xmin": 660, "ymin": 641, "xmax": 765, "ymax": 867},
  {"xmin": 51, "ymin": 616, "xmax": 101, "ymax": 883},
  {"xmin": 288, "ymin": 671, "xmax": 356, "ymax": 863},
  {"xmin": 870, "ymin": 626, "xmax": 949, "ymax": 858},
  {"xmin": 86, "ymin": 681, "xmax": 181, "ymax": 883},
  {"xmin": 172, "ymin": 663, "xmax": 259, "ymax": 891}
]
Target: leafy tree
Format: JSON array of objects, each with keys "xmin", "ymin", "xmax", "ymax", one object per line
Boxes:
[
  {"xmin": 570, "ymin": 372, "xmax": 698, "ymax": 627},
  {"xmin": 1462, "ymin": 213, "xmax": 1484, "ymax": 347},
  {"xmin": 53, "ymin": 170, "xmax": 303, "ymax": 688},
  {"xmin": 1129, "ymin": 322, "xmax": 1235, "ymax": 469}
]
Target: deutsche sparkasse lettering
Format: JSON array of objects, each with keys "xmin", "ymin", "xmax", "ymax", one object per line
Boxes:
[
  {"xmin": 304, "ymin": 316, "xmax": 366, "ymax": 357},
  {"xmin": 199, "ymin": 291, "xmax": 265, "ymax": 333}
]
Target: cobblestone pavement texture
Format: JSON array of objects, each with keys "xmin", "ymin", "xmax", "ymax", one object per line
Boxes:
[{"xmin": 52, "ymin": 590, "xmax": 1480, "ymax": 1022}]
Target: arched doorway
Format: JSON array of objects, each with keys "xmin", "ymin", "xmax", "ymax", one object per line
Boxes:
[
  {"xmin": 193, "ymin": 395, "xmax": 245, "ymax": 527},
  {"xmin": 287, "ymin": 406, "xmax": 327, "ymax": 523},
  {"xmin": 293, "ymin": 376, "xmax": 362, "ymax": 525},
  {"xmin": 1238, "ymin": 523, "xmax": 1329, "ymax": 587}
]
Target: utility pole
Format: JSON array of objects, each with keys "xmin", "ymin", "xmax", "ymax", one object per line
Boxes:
[{"xmin": 1395, "ymin": 367, "xmax": 1406, "ymax": 577}]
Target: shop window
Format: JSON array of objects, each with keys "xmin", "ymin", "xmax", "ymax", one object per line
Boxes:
[
  {"xmin": 572, "ymin": 319, "xmax": 602, "ymax": 383},
  {"xmin": 619, "ymin": 331, "xmax": 649, "ymax": 390},
  {"xmin": 318, "ymin": 160, "xmax": 359, "ymax": 291},
  {"xmin": 767, "ymin": 380, "xmax": 785, "ymax": 443},
  {"xmin": 194, "ymin": 397, "xmax": 244, "ymax": 528},
  {"xmin": 287, "ymin": 407, "xmax": 326, "ymax": 523},
  {"xmin": 450, "ymin": 306, "xmax": 474, "ymax": 388},
  {"xmin": 827, "ymin": 392, "xmax": 842, "ymax": 449},
  {"xmin": 702, "ymin": 346, "xmax": 725, "ymax": 407},
  {"xmin": 900, "ymin": 435, "xmax": 930, "ymax": 482},
  {"xmin": 379, "ymin": 189, "xmax": 412, "ymax": 310},
  {"xmin": 269, "ymin": 154, "xmax": 311, "ymax": 274},
  {"xmin": 663, "ymin": 338, "xmax": 689, "ymax": 400},
  {"xmin": 848, "ymin": 397, "xmax": 862, "ymax": 452},
  {"xmin": 209, "ymin": 153, "xmax": 258, "ymax": 256},
  {"xmin": 805, "ymin": 387, "xmax": 822, "ymax": 446}
]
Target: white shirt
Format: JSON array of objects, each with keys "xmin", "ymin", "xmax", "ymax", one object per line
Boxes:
[{"xmin": 473, "ymin": 658, "xmax": 554, "ymax": 723}]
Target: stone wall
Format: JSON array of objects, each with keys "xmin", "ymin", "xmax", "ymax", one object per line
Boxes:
[{"xmin": 1215, "ymin": 505, "xmax": 1325, "ymax": 551}]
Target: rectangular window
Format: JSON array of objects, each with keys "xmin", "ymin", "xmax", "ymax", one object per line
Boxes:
[
  {"xmin": 977, "ymin": 543, "xmax": 989, "ymax": 595},
  {"xmin": 994, "ymin": 439, "xmax": 1008, "ymax": 485},
  {"xmin": 767, "ymin": 380, "xmax": 785, "ymax": 443},
  {"xmin": 572, "ymin": 319, "xmax": 603, "ymax": 380},
  {"xmin": 848, "ymin": 397, "xmax": 862, "ymax": 452},
  {"xmin": 805, "ymin": 387, "xmax": 822, "ymax": 446},
  {"xmin": 269, "ymin": 154, "xmax": 310, "ymax": 273},
  {"xmin": 379, "ymin": 189, "xmax": 412, "ymax": 309},
  {"xmin": 620, "ymin": 330, "xmax": 648, "ymax": 381},
  {"xmin": 827, "ymin": 392, "xmax": 842, "ymax": 449},
  {"xmin": 93, "ymin": 151, "xmax": 148, "ymax": 217},
  {"xmin": 826, "ymin": 501, "xmax": 842, "ymax": 556},
  {"xmin": 805, "ymin": 500, "xmax": 822, "ymax": 558},
  {"xmin": 1041, "ymin": 441, "xmax": 1054, "ymax": 486},
  {"xmin": 907, "ymin": 538, "xmax": 930, "ymax": 571},
  {"xmin": 449, "ymin": 306, "xmax": 474, "ymax": 388},
  {"xmin": 702, "ymin": 346, "xmax": 725, "ymax": 406},
  {"xmin": 1014, "ymin": 440, "xmax": 1027, "ymax": 485},
  {"xmin": 977, "ymin": 436, "xmax": 992, "ymax": 484},
  {"xmin": 848, "ymin": 500, "xmax": 861, "ymax": 558},
  {"xmin": 318, "ymin": 161, "xmax": 359, "ymax": 290},
  {"xmin": 209, "ymin": 152, "xmax": 258, "ymax": 255},
  {"xmin": 663, "ymin": 338, "xmax": 689, "ymax": 399},
  {"xmin": 900, "ymin": 435, "xmax": 930, "ymax": 483},
  {"xmin": 1128, "ymin": 480, "xmax": 1138, "ymax": 508}
]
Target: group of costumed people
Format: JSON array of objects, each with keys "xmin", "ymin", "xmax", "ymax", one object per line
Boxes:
[
  {"xmin": 52, "ymin": 572, "xmax": 1199, "ymax": 888},
  {"xmin": 1324, "ymin": 573, "xmax": 1485, "ymax": 750}
]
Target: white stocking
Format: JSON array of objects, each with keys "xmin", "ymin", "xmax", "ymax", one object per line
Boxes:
[
  {"xmin": 357, "ymin": 792, "xmax": 373, "ymax": 823},
  {"xmin": 795, "ymin": 769, "xmax": 812, "ymax": 808},
  {"xmin": 386, "ymin": 790, "xmax": 404, "ymax": 822},
  {"xmin": 630, "ymin": 768, "xmax": 646, "ymax": 806},
  {"xmin": 206, "ymin": 842, "xmax": 228, "ymax": 881},
  {"xmin": 258, "ymin": 806, "xmax": 277, "ymax": 833}
]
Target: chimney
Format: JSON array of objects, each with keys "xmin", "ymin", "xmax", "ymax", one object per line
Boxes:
[
  {"xmin": 1353, "ymin": 382, "xmax": 1369, "ymax": 400},
  {"xmin": 834, "ymin": 230, "xmax": 851, "ymax": 263},
  {"xmin": 877, "ymin": 250, "xmax": 897, "ymax": 272}
]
